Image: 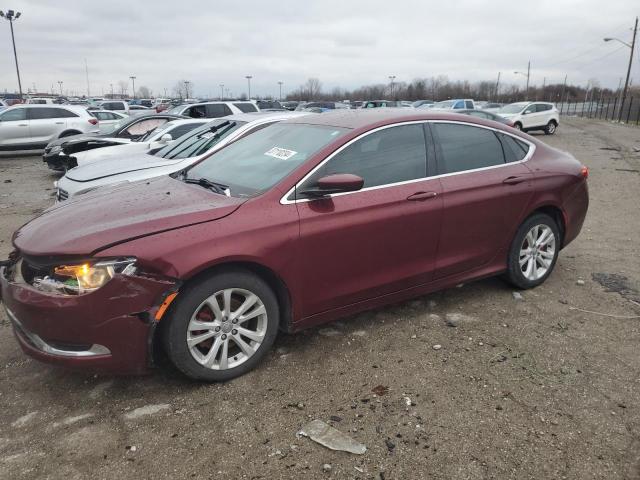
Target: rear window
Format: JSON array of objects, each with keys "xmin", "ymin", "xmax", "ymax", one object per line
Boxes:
[
  {"xmin": 102, "ymin": 102, "xmax": 125, "ymax": 111},
  {"xmin": 233, "ymin": 102, "xmax": 259, "ymax": 113},
  {"xmin": 434, "ymin": 123, "xmax": 505, "ymax": 174}
]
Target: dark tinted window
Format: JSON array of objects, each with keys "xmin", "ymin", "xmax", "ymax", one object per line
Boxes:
[
  {"xmin": 497, "ymin": 133, "xmax": 529, "ymax": 162},
  {"xmin": 167, "ymin": 122, "xmax": 205, "ymax": 139},
  {"xmin": 304, "ymin": 124, "xmax": 427, "ymax": 191},
  {"xmin": 233, "ymin": 102, "xmax": 258, "ymax": 113},
  {"xmin": 102, "ymin": 102, "xmax": 125, "ymax": 111},
  {"xmin": 536, "ymin": 104, "xmax": 552, "ymax": 112},
  {"xmin": 256, "ymin": 101, "xmax": 282, "ymax": 110},
  {"xmin": 0, "ymin": 108, "xmax": 27, "ymax": 121},
  {"xmin": 523, "ymin": 104, "xmax": 536, "ymax": 114},
  {"xmin": 206, "ymin": 104, "xmax": 233, "ymax": 117},
  {"xmin": 28, "ymin": 107, "xmax": 78, "ymax": 119},
  {"xmin": 453, "ymin": 101, "xmax": 465, "ymax": 109},
  {"xmin": 185, "ymin": 105, "xmax": 207, "ymax": 118},
  {"xmin": 434, "ymin": 123, "xmax": 504, "ymax": 173},
  {"xmin": 465, "ymin": 100, "xmax": 474, "ymax": 109}
]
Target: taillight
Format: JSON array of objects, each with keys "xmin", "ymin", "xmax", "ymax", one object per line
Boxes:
[
  {"xmin": 88, "ymin": 118, "xmax": 98, "ymax": 125},
  {"xmin": 580, "ymin": 165, "xmax": 589, "ymax": 179}
]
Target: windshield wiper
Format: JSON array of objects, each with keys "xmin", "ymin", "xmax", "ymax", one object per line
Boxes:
[{"xmin": 183, "ymin": 177, "xmax": 230, "ymax": 196}]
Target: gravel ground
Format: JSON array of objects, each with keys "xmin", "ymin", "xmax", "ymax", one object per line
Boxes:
[{"xmin": 0, "ymin": 118, "xmax": 639, "ymax": 480}]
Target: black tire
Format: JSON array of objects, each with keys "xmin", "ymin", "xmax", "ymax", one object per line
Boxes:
[
  {"xmin": 544, "ymin": 121, "xmax": 557, "ymax": 135},
  {"xmin": 513, "ymin": 122, "xmax": 523, "ymax": 131},
  {"xmin": 505, "ymin": 213, "xmax": 560, "ymax": 289},
  {"xmin": 163, "ymin": 269, "xmax": 280, "ymax": 382},
  {"xmin": 59, "ymin": 130, "xmax": 81, "ymax": 138}
]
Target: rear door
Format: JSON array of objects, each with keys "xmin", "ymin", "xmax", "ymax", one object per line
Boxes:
[
  {"xmin": 431, "ymin": 122, "xmax": 534, "ymax": 279},
  {"xmin": 0, "ymin": 107, "xmax": 29, "ymax": 149},
  {"xmin": 293, "ymin": 123, "xmax": 443, "ymax": 317},
  {"xmin": 28, "ymin": 107, "xmax": 76, "ymax": 145}
]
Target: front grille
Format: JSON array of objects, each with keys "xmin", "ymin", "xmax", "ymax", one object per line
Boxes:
[{"xmin": 57, "ymin": 188, "xmax": 69, "ymax": 201}]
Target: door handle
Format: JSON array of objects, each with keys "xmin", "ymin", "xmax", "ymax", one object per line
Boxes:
[
  {"xmin": 18, "ymin": 124, "xmax": 28, "ymax": 127},
  {"xmin": 407, "ymin": 191, "xmax": 438, "ymax": 201},
  {"xmin": 55, "ymin": 122, "xmax": 64, "ymax": 125},
  {"xmin": 502, "ymin": 176, "xmax": 528, "ymax": 185}
]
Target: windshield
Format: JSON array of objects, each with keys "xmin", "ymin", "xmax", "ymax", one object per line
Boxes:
[
  {"xmin": 433, "ymin": 100, "xmax": 455, "ymax": 108},
  {"xmin": 499, "ymin": 103, "xmax": 526, "ymax": 114},
  {"xmin": 185, "ymin": 123, "xmax": 348, "ymax": 197},
  {"xmin": 154, "ymin": 120, "xmax": 246, "ymax": 159},
  {"xmin": 101, "ymin": 117, "xmax": 130, "ymax": 134}
]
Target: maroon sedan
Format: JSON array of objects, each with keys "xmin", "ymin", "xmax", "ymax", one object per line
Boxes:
[{"xmin": 0, "ymin": 110, "xmax": 589, "ymax": 381}]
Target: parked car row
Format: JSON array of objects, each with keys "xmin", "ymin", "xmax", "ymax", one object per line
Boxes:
[{"xmin": 1, "ymin": 106, "xmax": 587, "ymax": 382}]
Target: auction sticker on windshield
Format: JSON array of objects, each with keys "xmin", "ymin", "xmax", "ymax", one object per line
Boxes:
[{"xmin": 265, "ymin": 147, "xmax": 297, "ymax": 160}]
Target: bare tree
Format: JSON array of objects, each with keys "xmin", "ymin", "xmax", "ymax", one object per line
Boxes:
[
  {"xmin": 171, "ymin": 80, "xmax": 193, "ymax": 99},
  {"xmin": 304, "ymin": 78, "xmax": 322, "ymax": 100},
  {"xmin": 137, "ymin": 85, "xmax": 152, "ymax": 98},
  {"xmin": 117, "ymin": 80, "xmax": 129, "ymax": 98}
]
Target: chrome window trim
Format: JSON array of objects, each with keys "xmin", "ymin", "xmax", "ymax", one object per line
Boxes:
[{"xmin": 279, "ymin": 119, "xmax": 536, "ymax": 205}]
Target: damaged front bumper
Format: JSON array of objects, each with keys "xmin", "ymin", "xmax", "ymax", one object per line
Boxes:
[
  {"xmin": 0, "ymin": 262, "xmax": 177, "ymax": 375},
  {"xmin": 42, "ymin": 151, "xmax": 76, "ymax": 172}
]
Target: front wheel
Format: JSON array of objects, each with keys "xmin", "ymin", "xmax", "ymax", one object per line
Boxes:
[
  {"xmin": 505, "ymin": 213, "xmax": 560, "ymax": 289},
  {"xmin": 163, "ymin": 270, "xmax": 280, "ymax": 381},
  {"xmin": 513, "ymin": 122, "xmax": 523, "ymax": 131},
  {"xmin": 544, "ymin": 121, "xmax": 557, "ymax": 135}
]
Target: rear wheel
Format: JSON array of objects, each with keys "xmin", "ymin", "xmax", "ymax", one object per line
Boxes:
[
  {"xmin": 505, "ymin": 213, "xmax": 560, "ymax": 289},
  {"xmin": 544, "ymin": 121, "xmax": 557, "ymax": 135},
  {"xmin": 513, "ymin": 122, "xmax": 523, "ymax": 131},
  {"xmin": 163, "ymin": 270, "xmax": 279, "ymax": 381}
]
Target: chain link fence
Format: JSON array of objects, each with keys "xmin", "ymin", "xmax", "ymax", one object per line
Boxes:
[{"xmin": 558, "ymin": 95, "xmax": 640, "ymax": 125}]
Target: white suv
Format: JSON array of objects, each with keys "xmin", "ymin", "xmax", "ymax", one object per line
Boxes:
[
  {"xmin": 497, "ymin": 102, "xmax": 559, "ymax": 134},
  {"xmin": 0, "ymin": 104, "xmax": 100, "ymax": 153},
  {"xmin": 167, "ymin": 101, "xmax": 258, "ymax": 118}
]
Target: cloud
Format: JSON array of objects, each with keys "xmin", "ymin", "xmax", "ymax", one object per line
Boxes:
[{"xmin": 0, "ymin": 0, "xmax": 637, "ymax": 98}]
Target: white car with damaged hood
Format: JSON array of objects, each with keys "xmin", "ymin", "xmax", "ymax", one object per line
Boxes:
[{"xmin": 55, "ymin": 111, "xmax": 310, "ymax": 201}]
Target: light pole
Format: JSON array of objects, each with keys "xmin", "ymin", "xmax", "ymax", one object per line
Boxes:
[
  {"xmin": 245, "ymin": 75, "xmax": 252, "ymax": 99},
  {"xmin": 110, "ymin": 83, "xmax": 114, "ymax": 98},
  {"xmin": 388, "ymin": 75, "xmax": 396, "ymax": 99},
  {"xmin": 57, "ymin": 81, "xmax": 63, "ymax": 96},
  {"xmin": 514, "ymin": 61, "xmax": 531, "ymax": 99},
  {"xmin": 219, "ymin": 84, "xmax": 224, "ymax": 100},
  {"xmin": 278, "ymin": 81, "xmax": 283, "ymax": 101},
  {"xmin": 184, "ymin": 80, "xmax": 191, "ymax": 99},
  {"xmin": 130, "ymin": 76, "xmax": 136, "ymax": 100},
  {"xmin": 604, "ymin": 16, "xmax": 638, "ymax": 121},
  {"xmin": 0, "ymin": 9, "xmax": 23, "ymax": 99}
]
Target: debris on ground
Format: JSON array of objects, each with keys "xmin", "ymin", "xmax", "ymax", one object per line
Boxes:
[
  {"xmin": 512, "ymin": 292, "xmax": 524, "ymax": 301},
  {"xmin": 592, "ymin": 272, "xmax": 640, "ymax": 302},
  {"xmin": 432, "ymin": 344, "xmax": 442, "ymax": 350},
  {"xmin": 576, "ymin": 279, "xmax": 585, "ymax": 286},
  {"xmin": 124, "ymin": 404, "xmax": 170, "ymax": 420},
  {"xmin": 372, "ymin": 385, "xmax": 389, "ymax": 396},
  {"xmin": 385, "ymin": 439, "xmax": 396, "ymax": 452},
  {"xmin": 318, "ymin": 328, "xmax": 341, "ymax": 337},
  {"xmin": 297, "ymin": 420, "xmax": 366, "ymax": 455},
  {"xmin": 322, "ymin": 464, "xmax": 332, "ymax": 473}
]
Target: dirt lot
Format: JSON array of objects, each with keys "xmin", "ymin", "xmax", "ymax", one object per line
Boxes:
[{"xmin": 1, "ymin": 118, "xmax": 639, "ymax": 480}]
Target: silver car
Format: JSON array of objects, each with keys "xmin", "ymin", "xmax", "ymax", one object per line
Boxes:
[
  {"xmin": 0, "ymin": 104, "xmax": 99, "ymax": 154},
  {"xmin": 56, "ymin": 111, "xmax": 311, "ymax": 200}
]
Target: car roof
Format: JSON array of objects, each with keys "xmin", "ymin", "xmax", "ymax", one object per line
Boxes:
[
  {"xmin": 7, "ymin": 103, "xmax": 89, "ymax": 114},
  {"xmin": 215, "ymin": 111, "xmax": 311, "ymax": 123},
  {"xmin": 284, "ymin": 109, "xmax": 513, "ymax": 130}
]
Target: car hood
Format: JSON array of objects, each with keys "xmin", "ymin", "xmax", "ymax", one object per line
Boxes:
[
  {"xmin": 46, "ymin": 132, "xmax": 106, "ymax": 149},
  {"xmin": 13, "ymin": 176, "xmax": 246, "ymax": 256},
  {"xmin": 67, "ymin": 152, "xmax": 183, "ymax": 181},
  {"xmin": 497, "ymin": 113, "xmax": 518, "ymax": 118}
]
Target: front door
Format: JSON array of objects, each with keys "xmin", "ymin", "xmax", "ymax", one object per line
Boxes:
[
  {"xmin": 293, "ymin": 123, "xmax": 443, "ymax": 318},
  {"xmin": 0, "ymin": 107, "xmax": 29, "ymax": 149}
]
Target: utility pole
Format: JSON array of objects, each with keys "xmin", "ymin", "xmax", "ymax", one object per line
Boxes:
[
  {"xmin": 57, "ymin": 81, "xmax": 63, "ymax": 96},
  {"xmin": 541, "ymin": 77, "xmax": 546, "ymax": 100},
  {"xmin": 388, "ymin": 75, "xmax": 396, "ymax": 99},
  {"xmin": 219, "ymin": 84, "xmax": 224, "ymax": 100},
  {"xmin": 278, "ymin": 81, "xmax": 283, "ymax": 101},
  {"xmin": 130, "ymin": 76, "xmax": 137, "ymax": 99},
  {"xmin": 514, "ymin": 61, "xmax": 530, "ymax": 100},
  {"xmin": 0, "ymin": 9, "xmax": 23, "ymax": 99},
  {"xmin": 494, "ymin": 72, "xmax": 501, "ymax": 101},
  {"xmin": 245, "ymin": 75, "xmax": 252, "ymax": 99},
  {"xmin": 604, "ymin": 16, "xmax": 638, "ymax": 121},
  {"xmin": 184, "ymin": 80, "xmax": 190, "ymax": 99},
  {"xmin": 110, "ymin": 83, "xmax": 114, "ymax": 98}
]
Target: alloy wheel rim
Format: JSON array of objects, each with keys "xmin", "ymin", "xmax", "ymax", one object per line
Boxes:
[
  {"xmin": 187, "ymin": 288, "xmax": 268, "ymax": 370},
  {"xmin": 548, "ymin": 123, "xmax": 555, "ymax": 133},
  {"xmin": 519, "ymin": 224, "xmax": 556, "ymax": 281}
]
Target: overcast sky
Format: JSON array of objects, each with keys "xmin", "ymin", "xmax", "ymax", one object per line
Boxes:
[{"xmin": 0, "ymin": 0, "xmax": 638, "ymax": 98}]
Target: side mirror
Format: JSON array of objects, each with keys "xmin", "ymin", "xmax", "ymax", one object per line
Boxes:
[
  {"xmin": 160, "ymin": 133, "xmax": 173, "ymax": 143},
  {"xmin": 300, "ymin": 173, "xmax": 364, "ymax": 198}
]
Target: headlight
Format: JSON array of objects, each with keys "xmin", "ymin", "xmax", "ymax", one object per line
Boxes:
[
  {"xmin": 32, "ymin": 258, "xmax": 136, "ymax": 295},
  {"xmin": 50, "ymin": 145, "xmax": 62, "ymax": 155}
]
